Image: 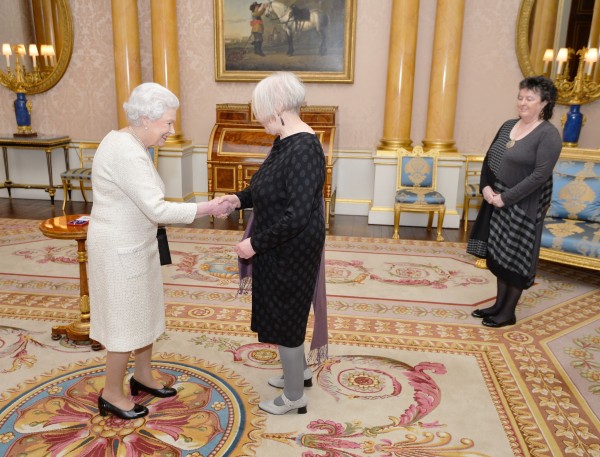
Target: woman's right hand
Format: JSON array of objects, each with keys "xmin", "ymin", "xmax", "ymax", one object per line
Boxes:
[
  {"xmin": 196, "ymin": 195, "xmax": 241, "ymax": 219},
  {"xmin": 482, "ymin": 186, "xmax": 496, "ymax": 204},
  {"xmin": 219, "ymin": 194, "xmax": 241, "ymax": 209}
]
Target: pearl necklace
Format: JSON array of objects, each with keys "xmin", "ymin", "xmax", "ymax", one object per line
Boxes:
[
  {"xmin": 506, "ymin": 119, "xmax": 542, "ymax": 148},
  {"xmin": 128, "ymin": 127, "xmax": 148, "ymax": 152}
]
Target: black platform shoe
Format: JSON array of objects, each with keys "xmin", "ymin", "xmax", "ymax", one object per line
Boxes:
[
  {"xmin": 482, "ymin": 316, "xmax": 516, "ymax": 328},
  {"xmin": 130, "ymin": 377, "xmax": 177, "ymax": 398},
  {"xmin": 471, "ymin": 307, "xmax": 496, "ymax": 318},
  {"xmin": 98, "ymin": 396, "xmax": 148, "ymax": 420}
]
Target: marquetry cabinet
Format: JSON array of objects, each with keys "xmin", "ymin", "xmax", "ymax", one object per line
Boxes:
[{"xmin": 207, "ymin": 103, "xmax": 338, "ymax": 227}]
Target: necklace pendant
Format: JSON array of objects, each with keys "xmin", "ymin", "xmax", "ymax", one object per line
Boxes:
[{"xmin": 506, "ymin": 139, "xmax": 515, "ymax": 149}]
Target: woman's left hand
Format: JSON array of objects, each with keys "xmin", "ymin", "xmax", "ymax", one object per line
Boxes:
[
  {"xmin": 491, "ymin": 194, "xmax": 505, "ymax": 208},
  {"xmin": 235, "ymin": 238, "xmax": 256, "ymax": 259}
]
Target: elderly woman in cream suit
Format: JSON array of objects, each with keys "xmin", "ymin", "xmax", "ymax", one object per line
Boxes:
[{"xmin": 88, "ymin": 83, "xmax": 232, "ymax": 420}]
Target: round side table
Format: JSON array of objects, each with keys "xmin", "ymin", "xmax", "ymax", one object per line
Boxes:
[{"xmin": 39, "ymin": 214, "xmax": 102, "ymax": 351}]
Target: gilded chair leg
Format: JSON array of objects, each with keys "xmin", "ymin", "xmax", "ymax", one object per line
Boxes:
[
  {"xmin": 392, "ymin": 206, "xmax": 400, "ymax": 239},
  {"xmin": 436, "ymin": 208, "xmax": 445, "ymax": 242},
  {"xmin": 61, "ymin": 179, "xmax": 69, "ymax": 212},
  {"xmin": 463, "ymin": 196, "xmax": 469, "ymax": 231},
  {"xmin": 427, "ymin": 212, "xmax": 434, "ymax": 230},
  {"xmin": 79, "ymin": 181, "xmax": 88, "ymax": 203}
]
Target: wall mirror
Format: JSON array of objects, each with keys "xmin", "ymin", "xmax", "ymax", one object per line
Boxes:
[
  {"xmin": 516, "ymin": 0, "xmax": 600, "ymax": 104},
  {"xmin": 0, "ymin": 0, "xmax": 73, "ymax": 94}
]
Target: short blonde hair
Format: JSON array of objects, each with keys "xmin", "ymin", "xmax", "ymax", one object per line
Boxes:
[
  {"xmin": 252, "ymin": 72, "xmax": 305, "ymax": 121},
  {"xmin": 123, "ymin": 82, "xmax": 179, "ymax": 126}
]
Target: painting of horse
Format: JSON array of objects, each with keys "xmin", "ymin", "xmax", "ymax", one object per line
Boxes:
[
  {"xmin": 264, "ymin": 1, "xmax": 329, "ymax": 56},
  {"xmin": 214, "ymin": 0, "xmax": 356, "ymax": 83}
]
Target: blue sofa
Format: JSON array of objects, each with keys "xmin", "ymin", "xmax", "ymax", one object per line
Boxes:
[{"xmin": 540, "ymin": 147, "xmax": 600, "ymax": 271}]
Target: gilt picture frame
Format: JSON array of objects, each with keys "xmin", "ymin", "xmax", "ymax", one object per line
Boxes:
[{"xmin": 213, "ymin": 0, "xmax": 356, "ymax": 83}]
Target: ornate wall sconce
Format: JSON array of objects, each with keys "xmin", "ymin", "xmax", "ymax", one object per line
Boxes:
[
  {"xmin": 1, "ymin": 43, "xmax": 57, "ymax": 137},
  {"xmin": 543, "ymin": 46, "xmax": 600, "ymax": 146}
]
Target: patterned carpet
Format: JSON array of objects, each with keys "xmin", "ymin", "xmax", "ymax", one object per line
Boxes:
[{"xmin": 0, "ymin": 218, "xmax": 599, "ymax": 457}]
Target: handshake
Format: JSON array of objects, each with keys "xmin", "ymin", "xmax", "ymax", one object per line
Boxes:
[{"xmin": 197, "ymin": 194, "xmax": 241, "ymax": 219}]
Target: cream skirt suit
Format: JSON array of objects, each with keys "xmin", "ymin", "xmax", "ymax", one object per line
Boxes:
[{"xmin": 88, "ymin": 131, "xmax": 196, "ymax": 352}]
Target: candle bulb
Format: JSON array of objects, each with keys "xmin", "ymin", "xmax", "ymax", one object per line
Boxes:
[
  {"xmin": 47, "ymin": 45, "xmax": 55, "ymax": 66},
  {"xmin": 556, "ymin": 47, "xmax": 569, "ymax": 75},
  {"xmin": 543, "ymin": 48, "xmax": 554, "ymax": 73},
  {"xmin": 2, "ymin": 43, "xmax": 11, "ymax": 68},
  {"xmin": 584, "ymin": 48, "xmax": 598, "ymax": 76},
  {"xmin": 29, "ymin": 44, "xmax": 39, "ymax": 69},
  {"xmin": 40, "ymin": 45, "xmax": 49, "ymax": 66}
]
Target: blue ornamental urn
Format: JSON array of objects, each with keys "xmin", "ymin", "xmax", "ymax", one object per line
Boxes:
[
  {"xmin": 13, "ymin": 91, "xmax": 37, "ymax": 137},
  {"xmin": 562, "ymin": 104, "xmax": 584, "ymax": 147}
]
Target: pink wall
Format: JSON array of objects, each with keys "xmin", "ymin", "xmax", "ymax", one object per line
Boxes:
[{"xmin": 1, "ymin": 0, "xmax": 599, "ymax": 152}]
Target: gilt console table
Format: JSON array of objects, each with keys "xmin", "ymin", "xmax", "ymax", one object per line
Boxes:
[
  {"xmin": 0, "ymin": 134, "xmax": 71, "ymax": 204},
  {"xmin": 207, "ymin": 103, "xmax": 338, "ymax": 228}
]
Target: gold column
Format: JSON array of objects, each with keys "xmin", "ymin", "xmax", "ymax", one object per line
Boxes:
[
  {"xmin": 422, "ymin": 0, "xmax": 465, "ymax": 153},
  {"xmin": 111, "ymin": 0, "xmax": 142, "ymax": 128},
  {"xmin": 151, "ymin": 0, "xmax": 186, "ymax": 145},
  {"xmin": 378, "ymin": 0, "xmax": 420, "ymax": 151},
  {"xmin": 529, "ymin": 0, "xmax": 557, "ymax": 75}
]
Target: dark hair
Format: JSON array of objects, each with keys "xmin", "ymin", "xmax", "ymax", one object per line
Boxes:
[{"xmin": 518, "ymin": 76, "xmax": 558, "ymax": 120}]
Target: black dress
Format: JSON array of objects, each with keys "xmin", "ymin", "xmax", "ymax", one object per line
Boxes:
[{"xmin": 235, "ymin": 132, "xmax": 326, "ymax": 347}]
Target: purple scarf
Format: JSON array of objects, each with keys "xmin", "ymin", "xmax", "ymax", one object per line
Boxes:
[{"xmin": 238, "ymin": 207, "xmax": 329, "ymax": 364}]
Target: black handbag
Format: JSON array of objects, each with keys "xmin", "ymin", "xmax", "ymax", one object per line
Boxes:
[{"xmin": 156, "ymin": 226, "xmax": 172, "ymax": 265}]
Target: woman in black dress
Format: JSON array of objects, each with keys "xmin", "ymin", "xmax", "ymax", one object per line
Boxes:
[
  {"xmin": 220, "ymin": 72, "xmax": 326, "ymax": 414},
  {"xmin": 468, "ymin": 76, "xmax": 562, "ymax": 327}
]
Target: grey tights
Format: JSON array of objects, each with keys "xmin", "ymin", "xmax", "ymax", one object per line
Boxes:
[{"xmin": 273, "ymin": 343, "xmax": 306, "ymax": 405}]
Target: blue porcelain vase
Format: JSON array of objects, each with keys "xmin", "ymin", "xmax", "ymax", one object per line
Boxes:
[
  {"xmin": 14, "ymin": 92, "xmax": 31, "ymax": 128},
  {"xmin": 562, "ymin": 104, "xmax": 584, "ymax": 145}
]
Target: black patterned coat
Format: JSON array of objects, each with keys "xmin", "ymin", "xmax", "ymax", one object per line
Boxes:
[{"xmin": 235, "ymin": 132, "xmax": 326, "ymax": 347}]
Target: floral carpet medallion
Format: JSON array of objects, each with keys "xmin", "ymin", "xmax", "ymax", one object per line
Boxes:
[
  {"xmin": 0, "ymin": 354, "xmax": 260, "ymax": 456},
  {"xmin": 1, "ymin": 219, "xmax": 600, "ymax": 456}
]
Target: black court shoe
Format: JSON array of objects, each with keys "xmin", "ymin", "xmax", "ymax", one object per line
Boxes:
[
  {"xmin": 98, "ymin": 396, "xmax": 148, "ymax": 420},
  {"xmin": 482, "ymin": 316, "xmax": 517, "ymax": 328},
  {"xmin": 471, "ymin": 307, "xmax": 496, "ymax": 318},
  {"xmin": 130, "ymin": 377, "xmax": 177, "ymax": 398}
]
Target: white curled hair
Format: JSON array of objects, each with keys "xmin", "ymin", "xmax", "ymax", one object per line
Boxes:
[
  {"xmin": 252, "ymin": 72, "xmax": 305, "ymax": 121},
  {"xmin": 123, "ymin": 82, "xmax": 179, "ymax": 126}
]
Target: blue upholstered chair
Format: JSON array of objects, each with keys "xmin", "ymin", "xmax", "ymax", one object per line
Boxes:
[
  {"xmin": 541, "ymin": 157, "xmax": 600, "ymax": 264},
  {"xmin": 393, "ymin": 146, "xmax": 446, "ymax": 241},
  {"xmin": 61, "ymin": 143, "xmax": 158, "ymax": 211},
  {"xmin": 462, "ymin": 154, "xmax": 484, "ymax": 231},
  {"xmin": 61, "ymin": 142, "xmax": 98, "ymax": 211}
]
